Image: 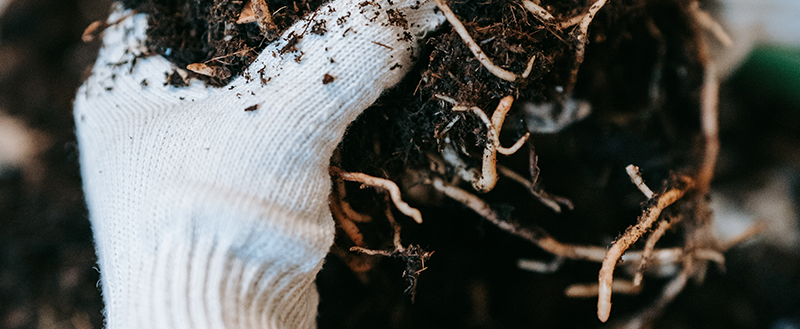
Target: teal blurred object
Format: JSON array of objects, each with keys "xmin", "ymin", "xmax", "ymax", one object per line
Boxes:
[{"xmin": 732, "ymin": 45, "xmax": 800, "ymax": 109}]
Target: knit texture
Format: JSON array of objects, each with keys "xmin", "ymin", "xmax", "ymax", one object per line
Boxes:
[{"xmin": 74, "ymin": 1, "xmax": 444, "ymax": 327}]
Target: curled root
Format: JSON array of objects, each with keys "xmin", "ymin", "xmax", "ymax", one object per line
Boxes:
[{"xmin": 332, "ymin": 167, "xmax": 424, "ymax": 224}]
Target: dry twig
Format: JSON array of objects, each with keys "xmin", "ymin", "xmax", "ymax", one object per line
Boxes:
[
  {"xmin": 496, "ymin": 164, "xmax": 571, "ymax": 213},
  {"xmin": 597, "ymin": 173, "xmax": 693, "ymax": 322}
]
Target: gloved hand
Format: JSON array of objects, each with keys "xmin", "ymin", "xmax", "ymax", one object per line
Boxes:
[{"xmin": 73, "ymin": 1, "xmax": 443, "ymax": 328}]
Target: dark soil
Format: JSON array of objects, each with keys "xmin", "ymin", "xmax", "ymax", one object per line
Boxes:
[{"xmin": 121, "ymin": 0, "xmax": 326, "ymax": 86}]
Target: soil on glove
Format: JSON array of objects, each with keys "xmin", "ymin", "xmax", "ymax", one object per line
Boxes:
[{"xmin": 121, "ymin": 0, "xmax": 326, "ymax": 86}]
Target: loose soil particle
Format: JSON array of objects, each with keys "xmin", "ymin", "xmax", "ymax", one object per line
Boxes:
[{"xmin": 323, "ymin": 73, "xmax": 335, "ymax": 84}]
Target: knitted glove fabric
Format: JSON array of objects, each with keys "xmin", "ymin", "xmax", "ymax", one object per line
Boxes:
[{"xmin": 73, "ymin": 1, "xmax": 444, "ymax": 328}]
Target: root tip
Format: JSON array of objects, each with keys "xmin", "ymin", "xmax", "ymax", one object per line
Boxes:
[{"xmin": 598, "ymin": 307, "xmax": 610, "ymax": 323}]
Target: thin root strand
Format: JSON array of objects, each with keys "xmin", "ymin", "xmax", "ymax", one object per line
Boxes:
[
  {"xmin": 626, "ymin": 164, "xmax": 655, "ymax": 199},
  {"xmin": 522, "ymin": 0, "xmax": 555, "ymax": 22},
  {"xmin": 332, "ymin": 168, "xmax": 424, "ymax": 224},
  {"xmin": 452, "ymin": 96, "xmax": 528, "ymax": 192},
  {"xmin": 689, "ymin": 1, "xmax": 733, "ymax": 48},
  {"xmin": 433, "ymin": 0, "xmax": 532, "ymax": 82},
  {"xmin": 634, "ymin": 217, "xmax": 676, "ymax": 286},
  {"xmin": 566, "ymin": 0, "xmax": 608, "ymax": 93},
  {"xmin": 597, "ymin": 173, "xmax": 693, "ymax": 322},
  {"xmin": 565, "ymin": 280, "xmax": 641, "ymax": 298}
]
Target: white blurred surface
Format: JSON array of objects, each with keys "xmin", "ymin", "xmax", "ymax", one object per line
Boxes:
[
  {"xmin": 715, "ymin": 0, "xmax": 800, "ymax": 76},
  {"xmin": 712, "ymin": 168, "xmax": 800, "ymax": 250},
  {"xmin": 0, "ymin": 112, "xmax": 49, "ymax": 181}
]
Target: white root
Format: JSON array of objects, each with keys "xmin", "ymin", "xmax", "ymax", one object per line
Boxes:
[
  {"xmin": 432, "ymin": 0, "xmax": 533, "ymax": 82},
  {"xmin": 634, "ymin": 218, "xmax": 673, "ymax": 286},
  {"xmin": 566, "ymin": 0, "xmax": 608, "ymax": 93},
  {"xmin": 522, "ymin": 0, "xmax": 555, "ymax": 22},
  {"xmin": 626, "ymin": 164, "xmax": 654, "ymax": 199},
  {"xmin": 333, "ymin": 169, "xmax": 424, "ymax": 224},
  {"xmin": 597, "ymin": 174, "xmax": 693, "ymax": 322},
  {"xmin": 689, "ymin": 1, "xmax": 733, "ymax": 48},
  {"xmin": 565, "ymin": 280, "xmax": 641, "ymax": 298},
  {"xmin": 452, "ymin": 96, "xmax": 528, "ymax": 193},
  {"xmin": 496, "ymin": 164, "xmax": 567, "ymax": 213}
]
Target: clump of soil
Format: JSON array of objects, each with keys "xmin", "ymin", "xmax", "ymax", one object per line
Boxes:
[{"xmin": 121, "ymin": 0, "xmax": 325, "ymax": 86}]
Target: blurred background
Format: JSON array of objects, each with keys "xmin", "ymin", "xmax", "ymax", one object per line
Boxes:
[
  {"xmin": 0, "ymin": 0, "xmax": 109, "ymax": 327},
  {"xmin": 0, "ymin": 0, "xmax": 798, "ymax": 328}
]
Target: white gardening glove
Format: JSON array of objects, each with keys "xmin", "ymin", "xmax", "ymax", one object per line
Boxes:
[{"xmin": 73, "ymin": 1, "xmax": 443, "ymax": 328}]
